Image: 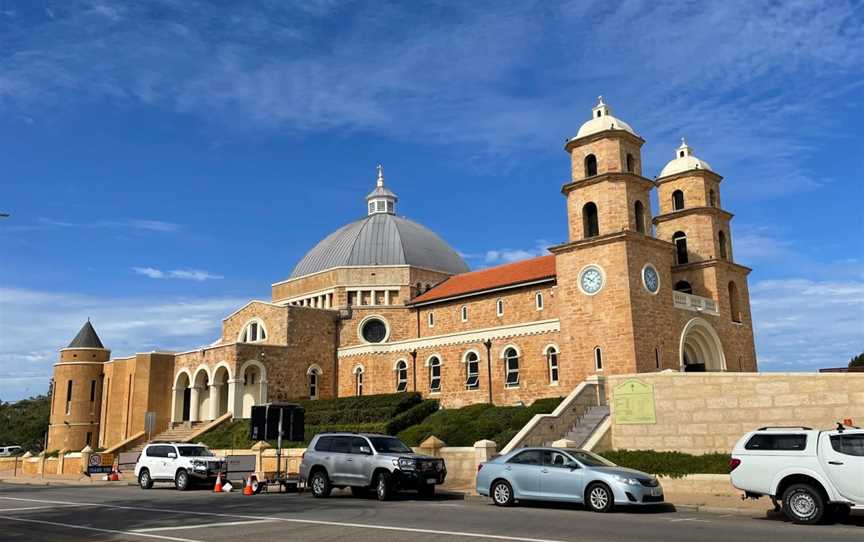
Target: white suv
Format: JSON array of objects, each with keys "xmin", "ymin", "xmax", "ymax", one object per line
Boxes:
[
  {"xmin": 730, "ymin": 425, "xmax": 864, "ymax": 524},
  {"xmin": 135, "ymin": 443, "xmax": 225, "ymax": 491}
]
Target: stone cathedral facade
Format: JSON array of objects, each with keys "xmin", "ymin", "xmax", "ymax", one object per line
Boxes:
[{"xmin": 48, "ymin": 98, "xmax": 757, "ymax": 451}]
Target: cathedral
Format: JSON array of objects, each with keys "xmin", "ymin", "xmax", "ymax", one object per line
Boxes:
[{"xmin": 48, "ymin": 98, "xmax": 757, "ymax": 451}]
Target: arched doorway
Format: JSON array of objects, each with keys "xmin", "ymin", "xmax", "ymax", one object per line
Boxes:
[
  {"xmin": 239, "ymin": 361, "xmax": 267, "ymax": 418},
  {"xmin": 173, "ymin": 371, "xmax": 191, "ymax": 423},
  {"xmin": 211, "ymin": 365, "xmax": 230, "ymax": 419},
  {"xmin": 192, "ymin": 368, "xmax": 210, "ymax": 422},
  {"xmin": 679, "ymin": 318, "xmax": 726, "ymax": 372}
]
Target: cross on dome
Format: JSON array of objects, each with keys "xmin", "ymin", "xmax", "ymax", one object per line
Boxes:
[
  {"xmin": 592, "ymin": 95, "xmax": 612, "ymax": 119},
  {"xmin": 677, "ymin": 137, "xmax": 694, "ymax": 158},
  {"xmin": 366, "ymin": 164, "xmax": 398, "ymax": 215}
]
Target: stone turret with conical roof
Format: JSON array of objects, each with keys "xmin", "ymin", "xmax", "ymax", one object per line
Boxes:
[{"xmin": 47, "ymin": 320, "xmax": 110, "ymax": 451}]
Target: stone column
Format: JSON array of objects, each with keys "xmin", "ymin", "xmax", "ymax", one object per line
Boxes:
[
  {"xmin": 228, "ymin": 379, "xmax": 242, "ymax": 419},
  {"xmin": 384, "ymin": 290, "xmax": 391, "ymax": 306},
  {"xmin": 189, "ymin": 386, "xmax": 201, "ymax": 422},
  {"xmin": 370, "ymin": 289, "xmax": 377, "ymax": 306},
  {"xmin": 259, "ymin": 379, "xmax": 268, "ymax": 406},
  {"xmin": 419, "ymin": 435, "xmax": 446, "ymax": 458},
  {"xmin": 170, "ymin": 386, "xmax": 178, "ymax": 423},
  {"xmin": 474, "ymin": 439, "xmax": 497, "ymax": 467},
  {"xmin": 252, "ymin": 441, "xmax": 271, "ymax": 473},
  {"xmin": 57, "ymin": 449, "xmax": 67, "ymax": 475},
  {"xmin": 209, "ymin": 383, "xmax": 221, "ymax": 421},
  {"xmin": 80, "ymin": 445, "xmax": 93, "ymax": 476}
]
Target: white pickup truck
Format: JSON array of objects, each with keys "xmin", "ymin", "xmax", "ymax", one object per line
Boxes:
[{"xmin": 730, "ymin": 425, "xmax": 863, "ymax": 524}]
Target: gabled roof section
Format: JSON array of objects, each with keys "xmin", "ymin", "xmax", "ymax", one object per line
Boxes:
[
  {"xmin": 67, "ymin": 320, "xmax": 105, "ymax": 349},
  {"xmin": 411, "ymin": 255, "xmax": 556, "ymax": 305}
]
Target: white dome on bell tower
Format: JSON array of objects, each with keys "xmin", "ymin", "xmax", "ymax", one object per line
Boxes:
[
  {"xmin": 572, "ymin": 96, "xmax": 639, "ymax": 140},
  {"xmin": 659, "ymin": 138, "xmax": 714, "ymax": 177}
]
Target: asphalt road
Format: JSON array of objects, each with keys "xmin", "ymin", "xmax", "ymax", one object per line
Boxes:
[{"xmin": 0, "ymin": 482, "xmax": 860, "ymax": 542}]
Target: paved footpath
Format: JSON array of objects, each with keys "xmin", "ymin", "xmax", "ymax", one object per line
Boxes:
[{"xmin": 0, "ymin": 482, "xmax": 860, "ymax": 542}]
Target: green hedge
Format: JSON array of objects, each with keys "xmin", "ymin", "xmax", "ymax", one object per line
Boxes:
[
  {"xmin": 600, "ymin": 450, "xmax": 732, "ymax": 478},
  {"xmin": 398, "ymin": 397, "xmax": 564, "ymax": 448},
  {"xmin": 197, "ymin": 392, "xmax": 426, "ymax": 449}
]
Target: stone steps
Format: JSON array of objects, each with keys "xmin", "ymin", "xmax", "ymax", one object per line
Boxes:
[{"xmin": 553, "ymin": 405, "xmax": 610, "ymax": 448}]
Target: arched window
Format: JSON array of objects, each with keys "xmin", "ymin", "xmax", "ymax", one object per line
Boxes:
[
  {"xmin": 709, "ymin": 189, "xmax": 716, "ymax": 207},
  {"xmin": 504, "ymin": 348, "xmax": 519, "ymax": 388},
  {"xmin": 465, "ymin": 352, "xmax": 480, "ymax": 390},
  {"xmin": 718, "ymin": 231, "xmax": 727, "ymax": 260},
  {"xmin": 308, "ymin": 366, "xmax": 320, "ymax": 399},
  {"xmin": 546, "ymin": 346, "xmax": 559, "ymax": 384},
  {"xmin": 535, "ymin": 292, "xmax": 544, "ymax": 310},
  {"xmin": 582, "ymin": 202, "xmax": 599, "ymax": 238},
  {"xmin": 461, "ymin": 306, "xmax": 468, "ymax": 322},
  {"xmin": 674, "ymin": 280, "xmax": 693, "ymax": 294},
  {"xmin": 673, "ymin": 231, "xmax": 688, "ymax": 264},
  {"xmin": 634, "ymin": 200, "xmax": 645, "ymax": 234},
  {"xmin": 353, "ymin": 366, "xmax": 364, "ymax": 396},
  {"xmin": 584, "ymin": 154, "xmax": 598, "ymax": 177},
  {"xmin": 626, "ymin": 153, "xmax": 635, "ymax": 173},
  {"xmin": 672, "ymin": 190, "xmax": 685, "ymax": 211},
  {"xmin": 428, "ymin": 356, "xmax": 442, "ymax": 392},
  {"xmin": 395, "ymin": 360, "xmax": 408, "ymax": 392},
  {"xmin": 496, "ymin": 299, "xmax": 504, "ymax": 317},
  {"xmin": 728, "ymin": 281, "xmax": 742, "ymax": 323},
  {"xmin": 594, "ymin": 347, "xmax": 603, "ymax": 371},
  {"xmin": 239, "ymin": 320, "xmax": 267, "ymax": 343}
]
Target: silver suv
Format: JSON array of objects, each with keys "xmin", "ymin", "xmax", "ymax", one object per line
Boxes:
[{"xmin": 299, "ymin": 432, "xmax": 446, "ymax": 501}]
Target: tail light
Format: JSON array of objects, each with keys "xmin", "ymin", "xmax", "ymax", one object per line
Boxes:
[{"xmin": 729, "ymin": 458, "xmax": 741, "ymax": 471}]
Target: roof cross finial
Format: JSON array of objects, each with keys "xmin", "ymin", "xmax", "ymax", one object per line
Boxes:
[
  {"xmin": 597, "ymin": 95, "xmax": 605, "ymax": 106},
  {"xmin": 376, "ymin": 164, "xmax": 384, "ymax": 187}
]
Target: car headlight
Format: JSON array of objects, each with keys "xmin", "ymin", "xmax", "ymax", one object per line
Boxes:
[
  {"xmin": 396, "ymin": 458, "xmax": 416, "ymax": 470},
  {"xmin": 613, "ymin": 474, "xmax": 640, "ymax": 486}
]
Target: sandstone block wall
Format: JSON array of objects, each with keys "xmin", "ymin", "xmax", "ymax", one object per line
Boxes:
[{"xmin": 606, "ymin": 372, "xmax": 864, "ymax": 455}]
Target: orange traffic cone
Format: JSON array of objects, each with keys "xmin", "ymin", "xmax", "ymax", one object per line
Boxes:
[
  {"xmin": 109, "ymin": 470, "xmax": 119, "ymax": 482},
  {"xmin": 214, "ymin": 473, "xmax": 223, "ymax": 493},
  {"xmin": 243, "ymin": 475, "xmax": 254, "ymax": 496}
]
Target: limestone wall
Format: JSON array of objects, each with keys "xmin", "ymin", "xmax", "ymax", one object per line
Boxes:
[{"xmin": 606, "ymin": 372, "xmax": 864, "ymax": 455}]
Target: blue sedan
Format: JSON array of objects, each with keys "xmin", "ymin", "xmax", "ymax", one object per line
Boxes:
[{"xmin": 476, "ymin": 447, "xmax": 663, "ymax": 512}]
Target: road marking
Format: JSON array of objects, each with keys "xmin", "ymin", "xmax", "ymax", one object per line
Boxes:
[
  {"xmin": 133, "ymin": 519, "xmax": 278, "ymax": 532},
  {"xmin": 0, "ymin": 496, "xmax": 566, "ymax": 542},
  {"xmin": 0, "ymin": 505, "xmax": 86, "ymax": 512},
  {"xmin": 0, "ymin": 515, "xmax": 200, "ymax": 542},
  {"xmin": 669, "ymin": 518, "xmax": 711, "ymax": 523}
]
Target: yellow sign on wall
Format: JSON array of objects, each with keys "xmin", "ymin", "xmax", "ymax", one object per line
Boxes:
[{"xmin": 613, "ymin": 379, "xmax": 656, "ymax": 424}]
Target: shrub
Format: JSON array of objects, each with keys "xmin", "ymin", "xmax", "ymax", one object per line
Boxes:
[
  {"xmin": 600, "ymin": 449, "xmax": 731, "ymax": 478},
  {"xmin": 398, "ymin": 397, "xmax": 564, "ymax": 448},
  {"xmin": 385, "ymin": 400, "xmax": 440, "ymax": 435}
]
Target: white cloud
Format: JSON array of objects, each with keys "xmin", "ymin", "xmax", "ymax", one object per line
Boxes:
[
  {"xmin": 132, "ymin": 267, "xmax": 223, "ymax": 281},
  {"xmin": 750, "ymin": 278, "xmax": 864, "ymax": 371},
  {"xmin": 2, "ymin": 218, "xmax": 181, "ymax": 234},
  {"xmin": 0, "ymin": 288, "xmax": 246, "ymax": 401},
  {"xmin": 465, "ymin": 239, "xmax": 552, "ymax": 266}
]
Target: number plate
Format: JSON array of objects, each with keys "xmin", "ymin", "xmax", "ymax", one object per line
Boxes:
[{"xmin": 426, "ymin": 478, "xmax": 437, "ymax": 484}]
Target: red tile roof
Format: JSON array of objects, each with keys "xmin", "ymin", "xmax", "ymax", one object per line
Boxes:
[{"xmin": 411, "ymin": 255, "xmax": 556, "ymax": 305}]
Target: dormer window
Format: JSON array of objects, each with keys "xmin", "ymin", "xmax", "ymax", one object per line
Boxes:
[{"xmin": 240, "ymin": 319, "xmax": 267, "ymax": 343}]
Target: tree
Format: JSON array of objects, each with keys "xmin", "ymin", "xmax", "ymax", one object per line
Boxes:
[
  {"xmin": 0, "ymin": 395, "xmax": 51, "ymax": 452},
  {"xmin": 850, "ymin": 352, "xmax": 864, "ymax": 368}
]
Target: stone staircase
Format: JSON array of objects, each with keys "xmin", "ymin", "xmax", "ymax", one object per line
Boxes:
[
  {"xmin": 127, "ymin": 422, "xmax": 206, "ymax": 453},
  {"xmin": 555, "ymin": 405, "xmax": 610, "ymax": 448}
]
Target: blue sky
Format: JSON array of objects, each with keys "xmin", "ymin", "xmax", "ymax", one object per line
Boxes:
[{"xmin": 1, "ymin": 1, "xmax": 862, "ymax": 401}]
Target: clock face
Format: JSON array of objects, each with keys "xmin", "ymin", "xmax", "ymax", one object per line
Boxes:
[
  {"xmin": 643, "ymin": 265, "xmax": 660, "ymax": 294},
  {"xmin": 580, "ymin": 266, "xmax": 604, "ymax": 295}
]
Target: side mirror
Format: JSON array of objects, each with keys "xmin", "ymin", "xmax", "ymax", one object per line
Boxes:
[
  {"xmin": 360, "ymin": 446, "xmax": 372, "ymax": 455},
  {"xmin": 566, "ymin": 461, "xmax": 579, "ymax": 470},
  {"xmin": 167, "ymin": 452, "xmax": 177, "ymax": 459}
]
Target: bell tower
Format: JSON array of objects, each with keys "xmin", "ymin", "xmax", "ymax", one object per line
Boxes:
[{"xmin": 562, "ymin": 96, "xmax": 654, "ymax": 241}]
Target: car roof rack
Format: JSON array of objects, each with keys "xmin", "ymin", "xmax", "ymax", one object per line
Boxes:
[{"xmin": 757, "ymin": 426, "xmax": 813, "ymax": 431}]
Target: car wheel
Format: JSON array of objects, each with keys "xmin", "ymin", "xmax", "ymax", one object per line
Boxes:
[
  {"xmin": 781, "ymin": 484, "xmax": 824, "ymax": 525},
  {"xmin": 310, "ymin": 470, "xmax": 331, "ymax": 498},
  {"xmin": 491, "ymin": 480, "xmax": 514, "ymax": 507},
  {"xmin": 138, "ymin": 469, "xmax": 153, "ymax": 490},
  {"xmin": 585, "ymin": 483, "xmax": 614, "ymax": 513},
  {"xmin": 350, "ymin": 486, "xmax": 369, "ymax": 498},
  {"xmin": 418, "ymin": 483, "xmax": 435, "ymax": 498},
  {"xmin": 375, "ymin": 471, "xmax": 392, "ymax": 501},
  {"xmin": 175, "ymin": 469, "xmax": 190, "ymax": 491}
]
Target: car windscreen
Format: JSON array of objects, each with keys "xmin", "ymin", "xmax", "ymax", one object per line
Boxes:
[
  {"xmin": 570, "ymin": 450, "xmax": 616, "ymax": 467},
  {"xmin": 368, "ymin": 437, "xmax": 413, "ymax": 454},
  {"xmin": 177, "ymin": 446, "xmax": 214, "ymax": 457}
]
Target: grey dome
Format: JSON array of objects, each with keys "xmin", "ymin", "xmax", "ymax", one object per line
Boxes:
[{"xmin": 291, "ymin": 213, "xmax": 469, "ymax": 278}]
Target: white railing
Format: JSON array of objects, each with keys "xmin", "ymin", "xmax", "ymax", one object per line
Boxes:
[{"xmin": 673, "ymin": 291, "xmax": 718, "ymax": 315}]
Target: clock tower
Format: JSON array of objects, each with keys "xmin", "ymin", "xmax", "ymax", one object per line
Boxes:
[{"xmin": 551, "ymin": 97, "xmax": 678, "ymax": 383}]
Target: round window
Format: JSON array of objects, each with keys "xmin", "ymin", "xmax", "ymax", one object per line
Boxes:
[{"xmin": 361, "ymin": 318, "xmax": 387, "ymax": 343}]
